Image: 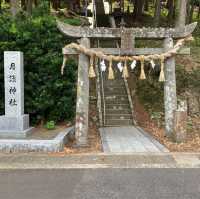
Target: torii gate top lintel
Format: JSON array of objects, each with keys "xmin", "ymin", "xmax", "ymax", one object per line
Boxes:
[{"xmin": 57, "ymin": 20, "xmax": 197, "ymax": 39}]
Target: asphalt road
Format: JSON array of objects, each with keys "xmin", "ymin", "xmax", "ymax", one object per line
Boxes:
[{"xmin": 0, "ymin": 169, "xmax": 199, "ymax": 199}]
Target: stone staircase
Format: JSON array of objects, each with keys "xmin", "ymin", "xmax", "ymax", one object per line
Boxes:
[{"xmin": 101, "ymin": 68, "xmax": 133, "ymax": 127}]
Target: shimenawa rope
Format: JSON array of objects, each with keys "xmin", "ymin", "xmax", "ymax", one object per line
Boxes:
[{"xmin": 61, "ymin": 35, "xmax": 193, "ymax": 82}]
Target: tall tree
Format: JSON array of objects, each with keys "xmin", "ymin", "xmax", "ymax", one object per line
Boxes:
[
  {"xmin": 133, "ymin": 0, "xmax": 145, "ymax": 20},
  {"xmin": 189, "ymin": 0, "xmax": 195, "ymax": 23},
  {"xmin": 154, "ymin": 0, "xmax": 161, "ymax": 27},
  {"xmin": 27, "ymin": 0, "xmax": 33, "ymax": 14},
  {"xmin": 144, "ymin": 0, "xmax": 149, "ymax": 11},
  {"xmin": 10, "ymin": 0, "xmax": 20, "ymax": 17},
  {"xmin": 51, "ymin": 0, "xmax": 60, "ymax": 10},
  {"xmin": 176, "ymin": 0, "xmax": 188, "ymax": 27},
  {"xmin": 167, "ymin": 0, "xmax": 176, "ymax": 24},
  {"xmin": 21, "ymin": 0, "xmax": 26, "ymax": 10}
]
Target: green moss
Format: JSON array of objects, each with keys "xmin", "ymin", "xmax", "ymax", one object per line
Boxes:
[{"xmin": 61, "ymin": 18, "xmax": 82, "ymax": 26}]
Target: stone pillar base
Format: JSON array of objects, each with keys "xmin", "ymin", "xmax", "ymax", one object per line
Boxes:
[{"xmin": 0, "ymin": 115, "xmax": 33, "ymax": 138}]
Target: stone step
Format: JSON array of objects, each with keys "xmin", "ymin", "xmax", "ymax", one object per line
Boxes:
[
  {"xmin": 105, "ymin": 90, "xmax": 127, "ymax": 95},
  {"xmin": 103, "ymin": 77, "xmax": 124, "ymax": 82},
  {"xmin": 104, "ymin": 86, "xmax": 125, "ymax": 92},
  {"xmin": 105, "ymin": 119, "xmax": 133, "ymax": 126},
  {"xmin": 106, "ymin": 109, "xmax": 131, "ymax": 114},
  {"xmin": 105, "ymin": 101, "xmax": 129, "ymax": 105},
  {"xmin": 105, "ymin": 95, "xmax": 129, "ymax": 103},
  {"xmin": 105, "ymin": 104, "xmax": 130, "ymax": 110},
  {"xmin": 106, "ymin": 114, "xmax": 132, "ymax": 120},
  {"xmin": 103, "ymin": 81, "xmax": 124, "ymax": 86}
]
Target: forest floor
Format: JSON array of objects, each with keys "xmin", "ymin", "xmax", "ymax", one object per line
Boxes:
[{"xmin": 137, "ymin": 46, "xmax": 200, "ymax": 152}]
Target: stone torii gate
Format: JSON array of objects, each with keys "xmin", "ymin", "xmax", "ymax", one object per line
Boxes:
[{"xmin": 58, "ymin": 21, "xmax": 197, "ymax": 147}]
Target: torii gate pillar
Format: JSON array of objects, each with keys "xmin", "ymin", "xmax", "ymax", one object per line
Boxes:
[
  {"xmin": 164, "ymin": 37, "xmax": 177, "ymax": 136},
  {"xmin": 75, "ymin": 38, "xmax": 90, "ymax": 147}
]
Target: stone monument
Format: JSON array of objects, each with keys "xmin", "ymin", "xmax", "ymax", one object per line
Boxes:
[{"xmin": 0, "ymin": 51, "xmax": 33, "ymax": 138}]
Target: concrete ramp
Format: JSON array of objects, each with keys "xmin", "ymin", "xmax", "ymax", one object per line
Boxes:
[{"xmin": 99, "ymin": 126, "xmax": 169, "ymax": 153}]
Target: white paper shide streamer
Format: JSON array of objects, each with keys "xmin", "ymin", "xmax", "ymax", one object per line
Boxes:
[
  {"xmin": 131, "ymin": 60, "xmax": 137, "ymax": 70},
  {"xmin": 100, "ymin": 59, "xmax": 106, "ymax": 72},
  {"xmin": 117, "ymin": 62, "xmax": 123, "ymax": 72},
  {"xmin": 150, "ymin": 60, "xmax": 156, "ymax": 69}
]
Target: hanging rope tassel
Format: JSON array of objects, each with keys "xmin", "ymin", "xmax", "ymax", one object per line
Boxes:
[
  {"xmin": 140, "ymin": 56, "xmax": 146, "ymax": 80},
  {"xmin": 89, "ymin": 55, "xmax": 96, "ymax": 78},
  {"xmin": 159, "ymin": 56, "xmax": 165, "ymax": 82},
  {"xmin": 122, "ymin": 60, "xmax": 129, "ymax": 78},
  {"xmin": 61, "ymin": 55, "xmax": 67, "ymax": 75},
  {"xmin": 108, "ymin": 59, "xmax": 114, "ymax": 80}
]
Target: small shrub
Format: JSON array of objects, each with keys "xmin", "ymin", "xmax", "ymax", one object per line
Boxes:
[{"xmin": 45, "ymin": 121, "xmax": 56, "ymax": 130}]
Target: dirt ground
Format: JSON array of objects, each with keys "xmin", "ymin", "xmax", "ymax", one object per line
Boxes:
[
  {"xmin": 135, "ymin": 97, "xmax": 200, "ymax": 152},
  {"xmin": 61, "ymin": 103, "xmax": 102, "ymax": 155}
]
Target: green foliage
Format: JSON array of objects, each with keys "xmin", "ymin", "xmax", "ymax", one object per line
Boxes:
[
  {"xmin": 44, "ymin": 121, "xmax": 56, "ymax": 130},
  {"xmin": 0, "ymin": 7, "xmax": 77, "ymax": 124},
  {"xmin": 136, "ymin": 64, "xmax": 200, "ymax": 121},
  {"xmin": 135, "ymin": 67, "xmax": 164, "ymax": 114},
  {"xmin": 176, "ymin": 65, "xmax": 200, "ymax": 94},
  {"xmin": 60, "ymin": 18, "xmax": 82, "ymax": 26}
]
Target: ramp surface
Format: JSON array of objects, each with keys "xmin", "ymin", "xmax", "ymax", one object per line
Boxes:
[{"xmin": 99, "ymin": 126, "xmax": 169, "ymax": 153}]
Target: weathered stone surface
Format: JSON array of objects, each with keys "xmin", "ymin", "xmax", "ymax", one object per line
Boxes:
[
  {"xmin": 4, "ymin": 51, "xmax": 24, "ymax": 117},
  {"xmin": 63, "ymin": 47, "xmax": 190, "ymax": 56},
  {"xmin": 0, "ymin": 52, "xmax": 33, "ymax": 138},
  {"xmin": 185, "ymin": 91, "xmax": 200, "ymax": 116},
  {"xmin": 173, "ymin": 101, "xmax": 188, "ymax": 142},
  {"xmin": 0, "ymin": 127, "xmax": 74, "ymax": 153},
  {"xmin": 0, "ymin": 115, "xmax": 33, "ymax": 138},
  {"xmin": 75, "ymin": 38, "xmax": 90, "ymax": 146},
  {"xmin": 164, "ymin": 38, "xmax": 177, "ymax": 136},
  {"xmin": 58, "ymin": 20, "xmax": 197, "ymax": 39},
  {"xmin": 120, "ymin": 29, "xmax": 135, "ymax": 52}
]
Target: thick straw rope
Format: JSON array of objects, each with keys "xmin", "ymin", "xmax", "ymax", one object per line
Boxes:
[{"xmin": 61, "ymin": 35, "xmax": 193, "ymax": 80}]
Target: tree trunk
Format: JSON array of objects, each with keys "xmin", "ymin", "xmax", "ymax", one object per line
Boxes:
[
  {"xmin": 138, "ymin": 0, "xmax": 145, "ymax": 16},
  {"xmin": 34, "ymin": 0, "xmax": 37, "ymax": 7},
  {"xmin": 21, "ymin": 0, "xmax": 26, "ymax": 10},
  {"xmin": 189, "ymin": 0, "xmax": 195, "ymax": 23},
  {"xmin": 133, "ymin": 0, "xmax": 145, "ymax": 19},
  {"xmin": 154, "ymin": 0, "xmax": 161, "ymax": 27},
  {"xmin": 51, "ymin": 0, "xmax": 60, "ymax": 10},
  {"xmin": 176, "ymin": 0, "xmax": 187, "ymax": 28},
  {"xmin": 144, "ymin": 0, "xmax": 149, "ymax": 11},
  {"xmin": 186, "ymin": 0, "xmax": 191, "ymax": 23},
  {"xmin": 167, "ymin": 0, "xmax": 175, "ymax": 25},
  {"xmin": 10, "ymin": 0, "xmax": 20, "ymax": 17},
  {"xmin": 27, "ymin": 0, "xmax": 32, "ymax": 14}
]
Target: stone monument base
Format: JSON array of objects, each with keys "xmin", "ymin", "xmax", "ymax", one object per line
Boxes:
[{"xmin": 0, "ymin": 115, "xmax": 33, "ymax": 138}]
